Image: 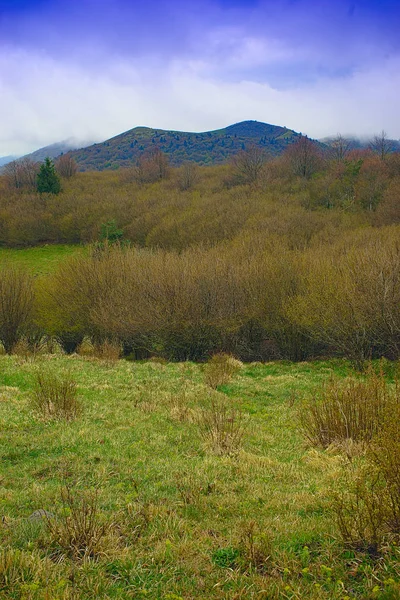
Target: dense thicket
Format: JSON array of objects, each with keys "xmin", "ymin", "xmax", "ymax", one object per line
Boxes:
[
  {"xmin": 0, "ymin": 146, "xmax": 399, "ymax": 362},
  {"xmin": 1, "ymin": 148, "xmax": 399, "ymax": 249}
]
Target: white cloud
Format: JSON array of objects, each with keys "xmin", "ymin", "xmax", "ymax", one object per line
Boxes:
[{"xmin": 0, "ymin": 48, "xmax": 399, "ymax": 156}]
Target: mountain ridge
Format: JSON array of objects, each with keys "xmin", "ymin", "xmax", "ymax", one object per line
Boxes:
[{"xmin": 66, "ymin": 120, "xmax": 304, "ymax": 171}]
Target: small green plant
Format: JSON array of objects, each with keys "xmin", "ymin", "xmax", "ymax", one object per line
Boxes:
[
  {"xmin": 100, "ymin": 220, "xmax": 124, "ymax": 245},
  {"xmin": 212, "ymin": 547, "xmax": 240, "ymax": 569},
  {"xmin": 204, "ymin": 353, "xmax": 242, "ymax": 389},
  {"xmin": 46, "ymin": 486, "xmax": 112, "ymax": 560},
  {"xmin": 32, "ymin": 369, "xmax": 81, "ymax": 420},
  {"xmin": 199, "ymin": 394, "xmax": 245, "ymax": 455},
  {"xmin": 300, "ymin": 368, "xmax": 399, "ymax": 448}
]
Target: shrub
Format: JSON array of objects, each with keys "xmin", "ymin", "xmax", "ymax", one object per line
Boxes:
[
  {"xmin": 332, "ymin": 463, "xmax": 388, "ymax": 555},
  {"xmin": 199, "ymin": 393, "xmax": 245, "ymax": 455},
  {"xmin": 300, "ymin": 368, "xmax": 400, "ymax": 448},
  {"xmin": 46, "ymin": 486, "xmax": 112, "ymax": 560},
  {"xmin": 0, "ymin": 266, "xmax": 35, "ymax": 354},
  {"xmin": 369, "ymin": 410, "xmax": 400, "ymax": 536},
  {"xmin": 32, "ymin": 370, "xmax": 81, "ymax": 420},
  {"xmin": 331, "ymin": 381, "xmax": 400, "ymax": 554},
  {"xmin": 93, "ymin": 339, "xmax": 121, "ymax": 363},
  {"xmin": 204, "ymin": 353, "xmax": 242, "ymax": 389}
]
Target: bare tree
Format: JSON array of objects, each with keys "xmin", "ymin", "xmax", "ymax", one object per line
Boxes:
[
  {"xmin": 370, "ymin": 130, "xmax": 392, "ymax": 161},
  {"xmin": 284, "ymin": 136, "xmax": 322, "ymax": 178},
  {"xmin": 179, "ymin": 162, "xmax": 198, "ymax": 190},
  {"xmin": 134, "ymin": 148, "xmax": 170, "ymax": 184},
  {"xmin": 231, "ymin": 145, "xmax": 267, "ymax": 184},
  {"xmin": 328, "ymin": 134, "xmax": 352, "ymax": 162},
  {"xmin": 3, "ymin": 158, "xmax": 39, "ymax": 190},
  {"xmin": 56, "ymin": 154, "xmax": 78, "ymax": 178}
]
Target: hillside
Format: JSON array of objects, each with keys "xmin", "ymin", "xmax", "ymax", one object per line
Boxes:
[
  {"xmin": 18, "ymin": 139, "xmax": 91, "ymax": 164},
  {"xmin": 321, "ymin": 135, "xmax": 400, "ymax": 152},
  {"xmin": 68, "ymin": 120, "xmax": 302, "ymax": 171},
  {"xmin": 0, "ymin": 155, "xmax": 18, "ymax": 167}
]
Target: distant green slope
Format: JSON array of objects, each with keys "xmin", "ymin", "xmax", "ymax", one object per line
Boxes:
[
  {"xmin": 0, "ymin": 245, "xmax": 83, "ymax": 275},
  {"xmin": 69, "ymin": 120, "xmax": 303, "ymax": 171}
]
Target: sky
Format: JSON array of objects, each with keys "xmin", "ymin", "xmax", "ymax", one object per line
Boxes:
[{"xmin": 0, "ymin": 0, "xmax": 399, "ymax": 155}]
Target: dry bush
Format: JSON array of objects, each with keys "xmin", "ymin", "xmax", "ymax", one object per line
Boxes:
[
  {"xmin": 204, "ymin": 352, "xmax": 242, "ymax": 388},
  {"xmin": 333, "ymin": 416, "xmax": 400, "ymax": 554},
  {"xmin": 199, "ymin": 394, "xmax": 245, "ymax": 455},
  {"xmin": 56, "ymin": 154, "xmax": 78, "ymax": 179},
  {"xmin": 46, "ymin": 486, "xmax": 113, "ymax": 560},
  {"xmin": 231, "ymin": 145, "xmax": 267, "ymax": 185},
  {"xmin": 93, "ymin": 339, "xmax": 121, "ymax": 363},
  {"xmin": 32, "ymin": 370, "xmax": 81, "ymax": 421},
  {"xmin": 169, "ymin": 388, "xmax": 196, "ymax": 423},
  {"xmin": 369, "ymin": 412, "xmax": 400, "ymax": 536},
  {"xmin": 178, "ymin": 161, "xmax": 198, "ymax": 190},
  {"xmin": 12, "ymin": 338, "xmax": 34, "ymax": 362},
  {"xmin": 0, "ymin": 266, "xmax": 35, "ymax": 354},
  {"xmin": 332, "ymin": 463, "xmax": 388, "ymax": 555},
  {"xmin": 300, "ymin": 368, "xmax": 400, "ymax": 448},
  {"xmin": 287, "ymin": 228, "xmax": 400, "ymax": 365},
  {"xmin": 330, "ymin": 382, "xmax": 400, "ymax": 554}
]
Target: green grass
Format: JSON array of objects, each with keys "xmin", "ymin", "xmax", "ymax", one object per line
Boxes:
[
  {"xmin": 0, "ymin": 356, "xmax": 399, "ymax": 599},
  {"xmin": 0, "ymin": 244, "xmax": 83, "ymax": 275}
]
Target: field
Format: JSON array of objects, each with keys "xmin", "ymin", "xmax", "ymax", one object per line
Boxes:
[
  {"xmin": 1, "ymin": 354, "xmax": 399, "ymax": 599},
  {"xmin": 0, "ymin": 245, "xmax": 82, "ymax": 275}
]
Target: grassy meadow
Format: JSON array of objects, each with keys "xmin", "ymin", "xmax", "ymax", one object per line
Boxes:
[
  {"xmin": 0, "ymin": 245, "xmax": 83, "ymax": 275},
  {"xmin": 1, "ymin": 353, "xmax": 399, "ymax": 599},
  {"xmin": 1, "ymin": 153, "xmax": 400, "ymax": 599}
]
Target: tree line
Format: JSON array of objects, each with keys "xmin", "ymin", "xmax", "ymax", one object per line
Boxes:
[
  {"xmin": 0, "ymin": 225, "xmax": 399, "ymax": 365},
  {"xmin": 0, "ymin": 135, "xmax": 399, "ymax": 249}
]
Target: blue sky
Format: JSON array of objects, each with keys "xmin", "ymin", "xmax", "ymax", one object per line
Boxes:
[{"xmin": 0, "ymin": 0, "xmax": 399, "ymax": 154}]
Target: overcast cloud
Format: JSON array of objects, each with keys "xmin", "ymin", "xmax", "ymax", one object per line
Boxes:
[{"xmin": 0, "ymin": 0, "xmax": 399, "ymax": 155}]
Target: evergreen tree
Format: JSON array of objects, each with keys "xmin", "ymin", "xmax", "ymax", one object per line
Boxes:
[{"xmin": 37, "ymin": 157, "xmax": 61, "ymax": 194}]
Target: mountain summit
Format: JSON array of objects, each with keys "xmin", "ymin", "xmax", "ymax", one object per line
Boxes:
[{"xmin": 67, "ymin": 121, "xmax": 302, "ymax": 171}]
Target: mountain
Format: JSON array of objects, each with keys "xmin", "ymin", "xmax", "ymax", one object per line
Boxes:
[
  {"xmin": 0, "ymin": 155, "xmax": 18, "ymax": 167},
  {"xmin": 67, "ymin": 121, "xmax": 303, "ymax": 171},
  {"xmin": 321, "ymin": 135, "xmax": 400, "ymax": 152},
  {"xmin": 18, "ymin": 139, "xmax": 91, "ymax": 164}
]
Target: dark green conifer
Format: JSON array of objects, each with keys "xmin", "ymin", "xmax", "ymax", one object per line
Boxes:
[{"xmin": 37, "ymin": 157, "xmax": 61, "ymax": 194}]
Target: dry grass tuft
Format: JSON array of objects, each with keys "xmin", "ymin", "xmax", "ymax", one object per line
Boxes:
[
  {"xmin": 204, "ymin": 353, "xmax": 242, "ymax": 389},
  {"xmin": 199, "ymin": 393, "xmax": 245, "ymax": 455},
  {"xmin": 238, "ymin": 520, "xmax": 273, "ymax": 574},
  {"xmin": 46, "ymin": 486, "xmax": 114, "ymax": 561},
  {"xmin": 0, "ymin": 548, "xmax": 57, "ymax": 593},
  {"xmin": 300, "ymin": 368, "xmax": 400, "ymax": 448},
  {"xmin": 32, "ymin": 369, "xmax": 81, "ymax": 421}
]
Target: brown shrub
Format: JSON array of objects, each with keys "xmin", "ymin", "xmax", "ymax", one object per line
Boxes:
[
  {"xmin": 204, "ymin": 352, "xmax": 242, "ymax": 389},
  {"xmin": 300, "ymin": 368, "xmax": 400, "ymax": 448},
  {"xmin": 199, "ymin": 393, "xmax": 245, "ymax": 455},
  {"xmin": 0, "ymin": 266, "xmax": 35, "ymax": 354},
  {"xmin": 32, "ymin": 370, "xmax": 81, "ymax": 421},
  {"xmin": 46, "ymin": 486, "xmax": 112, "ymax": 560}
]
